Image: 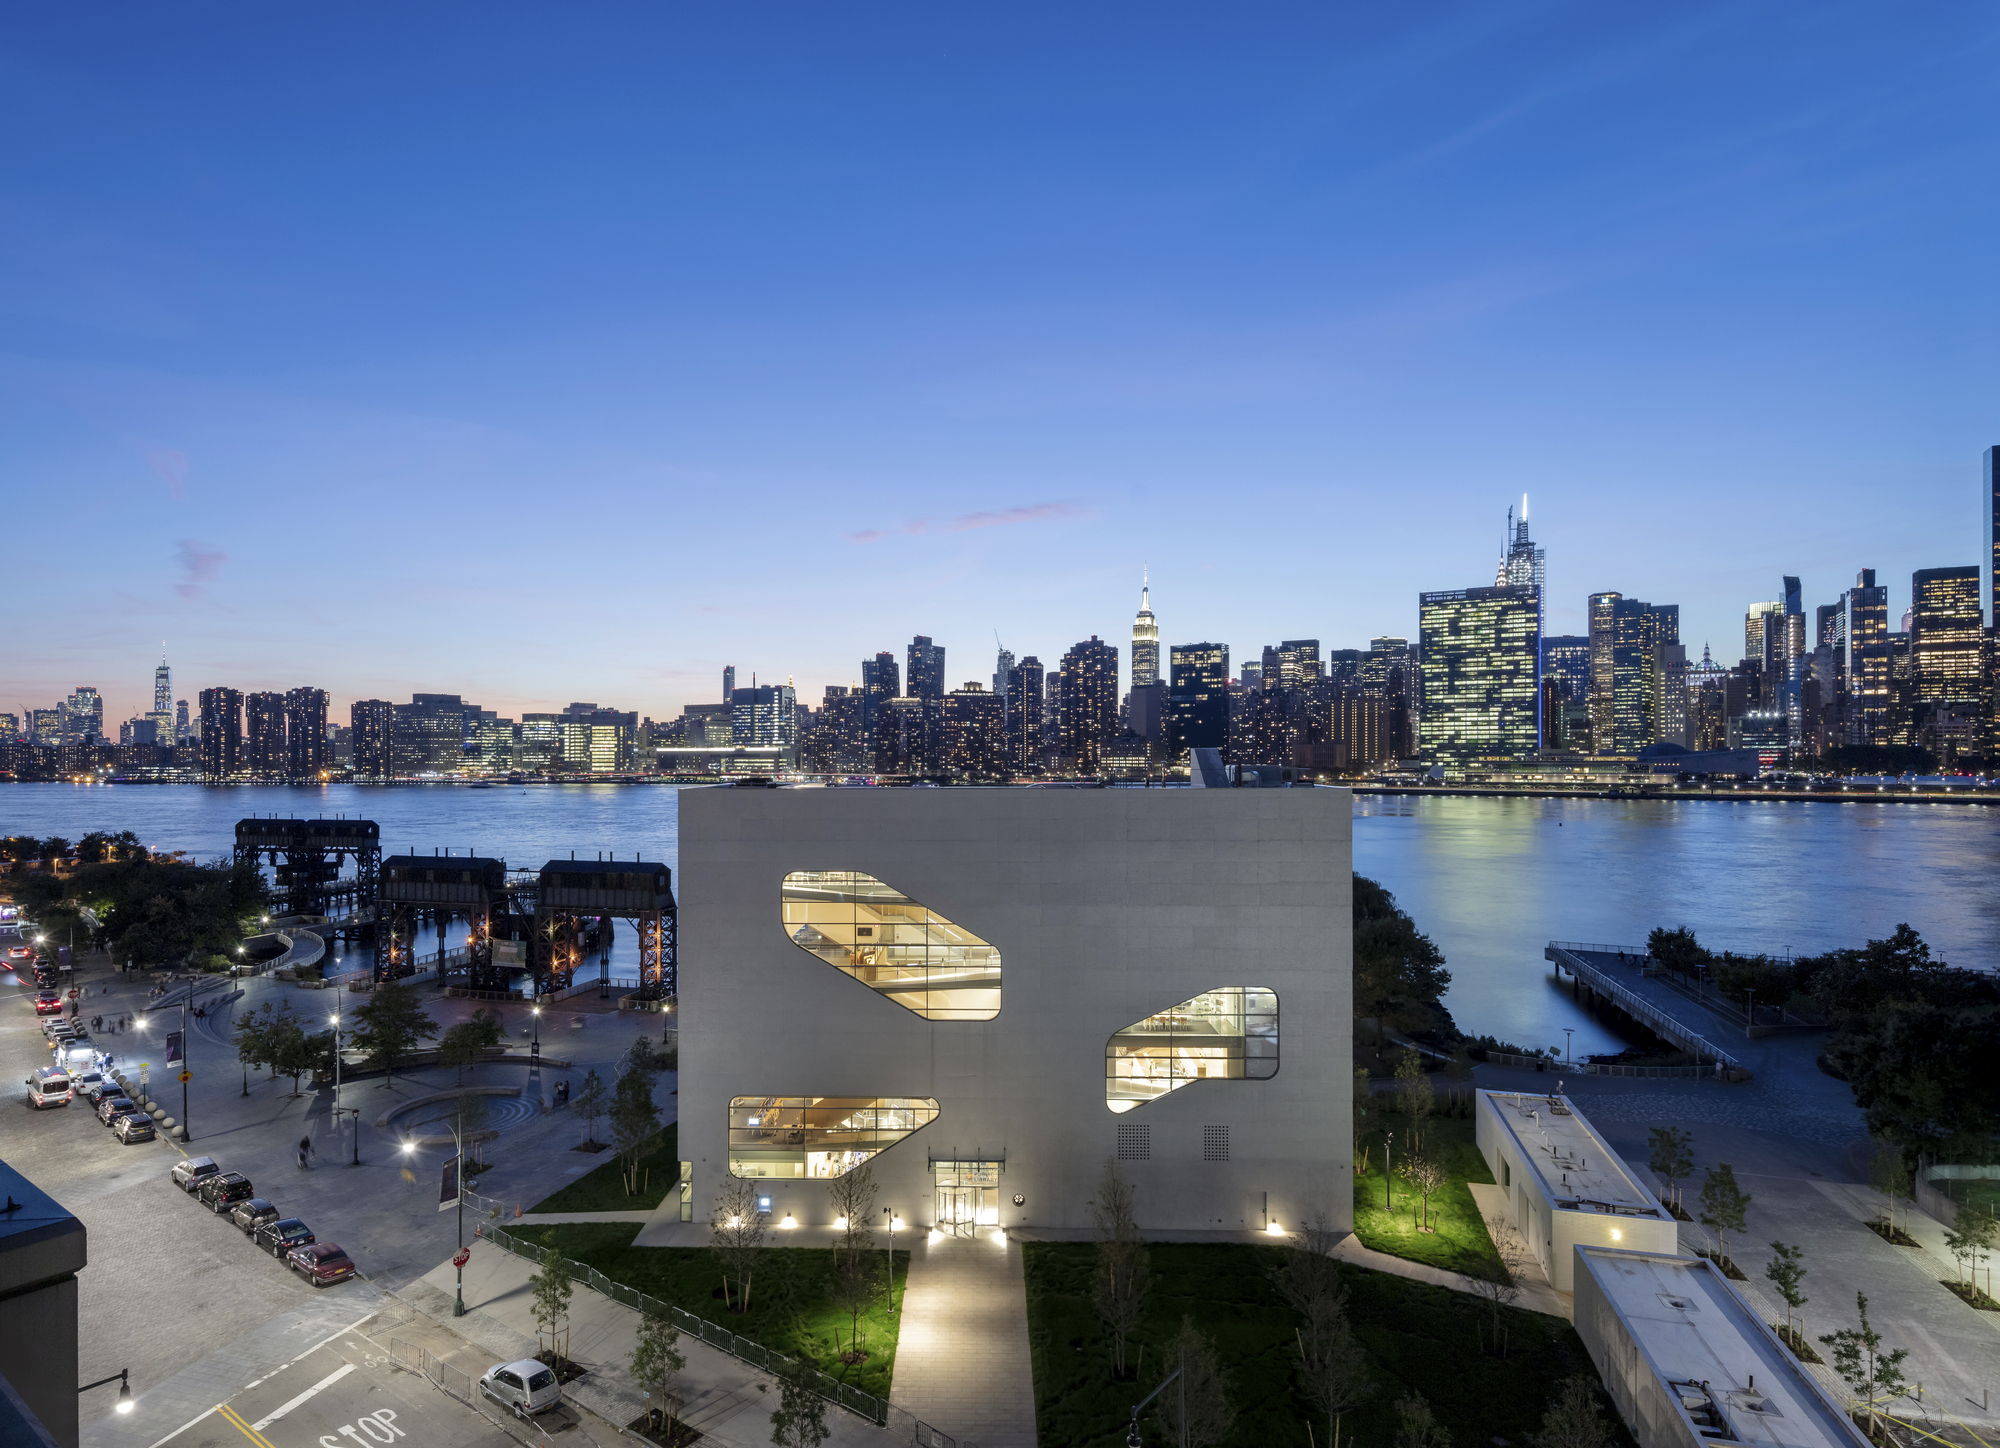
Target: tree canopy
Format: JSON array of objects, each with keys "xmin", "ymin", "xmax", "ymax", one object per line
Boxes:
[{"xmin": 1353, "ymin": 876, "xmax": 1452, "ymax": 1044}]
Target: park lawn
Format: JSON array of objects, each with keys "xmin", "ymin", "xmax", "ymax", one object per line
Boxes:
[
  {"xmin": 1352, "ymin": 1108, "xmax": 1506, "ymax": 1283},
  {"xmin": 531, "ymin": 1222, "xmax": 909, "ymax": 1402},
  {"xmin": 1023, "ymin": 1241, "xmax": 1621, "ymax": 1448},
  {"xmin": 529, "ymin": 1125, "xmax": 679, "ymax": 1213}
]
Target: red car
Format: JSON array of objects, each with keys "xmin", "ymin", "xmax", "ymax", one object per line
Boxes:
[
  {"xmin": 286, "ymin": 1243, "xmax": 357, "ymax": 1287},
  {"xmin": 33, "ymin": 993, "xmax": 63, "ymax": 1015}
]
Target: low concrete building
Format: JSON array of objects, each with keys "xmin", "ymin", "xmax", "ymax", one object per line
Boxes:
[
  {"xmin": 0, "ymin": 1157, "xmax": 87, "ymax": 1447},
  {"xmin": 1574, "ymin": 1247, "xmax": 1870, "ymax": 1448},
  {"xmin": 1475, "ymin": 1088, "xmax": 1677, "ymax": 1291},
  {"xmin": 673, "ymin": 784, "xmax": 1352, "ymax": 1240}
]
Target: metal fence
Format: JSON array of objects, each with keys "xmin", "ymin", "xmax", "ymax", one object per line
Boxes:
[
  {"xmin": 477, "ymin": 1224, "xmax": 959, "ymax": 1447},
  {"xmin": 389, "ymin": 1338, "xmax": 556, "ymax": 1447},
  {"xmin": 1546, "ymin": 945, "xmax": 1740, "ymax": 1072}
]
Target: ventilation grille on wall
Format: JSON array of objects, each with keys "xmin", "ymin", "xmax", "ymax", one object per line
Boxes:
[
  {"xmin": 1203, "ymin": 1125, "xmax": 1230, "ymax": 1161},
  {"xmin": 1117, "ymin": 1124, "xmax": 1150, "ymax": 1160}
]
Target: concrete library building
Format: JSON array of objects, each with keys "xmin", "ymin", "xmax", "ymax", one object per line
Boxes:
[{"xmin": 668, "ymin": 785, "xmax": 1353, "ymax": 1242}]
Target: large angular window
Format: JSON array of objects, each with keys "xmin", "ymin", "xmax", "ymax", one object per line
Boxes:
[
  {"xmin": 1105, "ymin": 988, "xmax": 1278, "ymax": 1113},
  {"xmin": 781, "ymin": 871, "xmax": 1000, "ymax": 1020},
  {"xmin": 728, "ymin": 1096, "xmax": 940, "ymax": 1179}
]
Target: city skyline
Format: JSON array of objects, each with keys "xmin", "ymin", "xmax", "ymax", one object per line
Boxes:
[{"xmin": 5, "ymin": 7, "xmax": 1997, "ymax": 722}]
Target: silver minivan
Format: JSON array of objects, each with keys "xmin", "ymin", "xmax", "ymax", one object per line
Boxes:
[
  {"xmin": 479, "ymin": 1360, "xmax": 562, "ymax": 1416},
  {"xmin": 26, "ymin": 1067, "xmax": 72, "ymax": 1108}
]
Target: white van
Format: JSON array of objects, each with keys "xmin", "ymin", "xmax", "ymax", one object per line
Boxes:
[{"xmin": 26, "ymin": 1067, "xmax": 72, "ymax": 1109}]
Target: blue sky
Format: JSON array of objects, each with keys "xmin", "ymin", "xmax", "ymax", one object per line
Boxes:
[{"xmin": 5, "ymin": 3, "xmax": 1997, "ymax": 725}]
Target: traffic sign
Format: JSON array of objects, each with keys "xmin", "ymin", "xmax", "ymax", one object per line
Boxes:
[
  {"xmin": 177, "ymin": 1070, "xmax": 191, "ymax": 1083},
  {"xmin": 67, "ymin": 988, "xmax": 80, "ymax": 999},
  {"xmin": 452, "ymin": 1248, "xmax": 471, "ymax": 1269}
]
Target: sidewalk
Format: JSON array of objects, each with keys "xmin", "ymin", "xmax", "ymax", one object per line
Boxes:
[
  {"xmin": 893, "ymin": 1231, "xmax": 1037, "ymax": 1448},
  {"xmin": 1333, "ymin": 1190, "xmax": 1569, "ymax": 1322},
  {"xmin": 401, "ymin": 1240, "xmax": 914, "ymax": 1448}
]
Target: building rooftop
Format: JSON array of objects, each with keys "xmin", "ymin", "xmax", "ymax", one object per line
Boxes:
[
  {"xmin": 1480, "ymin": 1088, "xmax": 1666, "ymax": 1219},
  {"xmin": 1576, "ymin": 1248, "xmax": 1868, "ymax": 1448}
]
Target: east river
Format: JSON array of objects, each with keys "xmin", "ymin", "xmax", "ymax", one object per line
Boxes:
[{"xmin": 6, "ymin": 783, "xmax": 1998, "ymax": 1055}]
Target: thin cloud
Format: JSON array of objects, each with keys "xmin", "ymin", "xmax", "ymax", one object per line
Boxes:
[
  {"xmin": 147, "ymin": 449, "xmax": 189, "ymax": 501},
  {"xmin": 848, "ymin": 501, "xmax": 1083, "ymax": 544},
  {"xmin": 173, "ymin": 537, "xmax": 227, "ymax": 600}
]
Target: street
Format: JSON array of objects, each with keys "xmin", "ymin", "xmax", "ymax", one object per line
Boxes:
[{"xmin": 0, "ymin": 949, "xmax": 676, "ymax": 1448}]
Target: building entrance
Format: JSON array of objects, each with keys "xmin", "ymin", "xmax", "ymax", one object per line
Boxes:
[{"xmin": 932, "ymin": 1160, "xmax": 1002, "ymax": 1237}]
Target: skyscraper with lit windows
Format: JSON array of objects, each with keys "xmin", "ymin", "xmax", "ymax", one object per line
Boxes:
[
  {"xmin": 1418, "ymin": 585, "xmax": 1541, "ymax": 764},
  {"xmin": 1131, "ymin": 574, "xmax": 1159, "ymax": 689}
]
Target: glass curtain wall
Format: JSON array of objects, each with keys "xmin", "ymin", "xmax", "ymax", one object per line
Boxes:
[
  {"xmin": 1105, "ymin": 987, "xmax": 1278, "ymax": 1113},
  {"xmin": 728, "ymin": 1096, "xmax": 940, "ymax": 1179},
  {"xmin": 781, "ymin": 871, "xmax": 1001, "ymax": 1020}
]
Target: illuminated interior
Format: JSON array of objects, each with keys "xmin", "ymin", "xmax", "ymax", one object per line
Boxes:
[
  {"xmin": 782, "ymin": 871, "xmax": 1000, "ymax": 1020},
  {"xmin": 1105, "ymin": 987, "xmax": 1278, "ymax": 1112},
  {"xmin": 727, "ymin": 1095, "xmax": 940, "ymax": 1179}
]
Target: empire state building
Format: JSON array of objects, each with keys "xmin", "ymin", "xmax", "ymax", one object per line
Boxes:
[{"xmin": 1131, "ymin": 573, "xmax": 1159, "ymax": 688}]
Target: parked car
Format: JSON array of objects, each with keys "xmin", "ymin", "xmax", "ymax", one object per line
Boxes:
[
  {"xmin": 96, "ymin": 1095, "xmax": 138, "ymax": 1125},
  {"xmin": 198, "ymin": 1173, "xmax": 256, "ymax": 1214},
  {"xmin": 25, "ymin": 1067, "xmax": 71, "ymax": 1109},
  {"xmin": 70, "ymin": 1071, "xmax": 107, "ymax": 1100},
  {"xmin": 33, "ymin": 993, "xmax": 63, "ymax": 1016},
  {"xmin": 285, "ymin": 1243, "xmax": 357, "ymax": 1287},
  {"xmin": 479, "ymin": 1360, "xmax": 562, "ymax": 1417},
  {"xmin": 254, "ymin": 1218, "xmax": 315, "ymax": 1258},
  {"xmin": 113, "ymin": 1114, "xmax": 155, "ymax": 1144},
  {"xmin": 230, "ymin": 1198, "xmax": 281, "ymax": 1235},
  {"xmin": 171, "ymin": 1157, "xmax": 222, "ymax": 1194}
]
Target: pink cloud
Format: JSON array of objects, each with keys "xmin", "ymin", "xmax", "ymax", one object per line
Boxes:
[
  {"xmin": 147, "ymin": 449, "xmax": 189, "ymax": 501},
  {"xmin": 848, "ymin": 501, "xmax": 1082, "ymax": 544},
  {"xmin": 172, "ymin": 537, "xmax": 227, "ymax": 600}
]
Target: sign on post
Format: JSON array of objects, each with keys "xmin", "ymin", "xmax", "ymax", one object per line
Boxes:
[
  {"xmin": 165, "ymin": 1031, "xmax": 184, "ymax": 1064},
  {"xmin": 439, "ymin": 1156, "xmax": 461, "ymax": 1213},
  {"xmin": 178, "ymin": 1070, "xmax": 191, "ymax": 1084}
]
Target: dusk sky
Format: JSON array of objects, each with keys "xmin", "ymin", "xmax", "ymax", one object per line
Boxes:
[{"xmin": 5, "ymin": 4, "xmax": 1997, "ymax": 725}]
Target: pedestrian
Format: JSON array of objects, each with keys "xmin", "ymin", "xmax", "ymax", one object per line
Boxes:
[{"xmin": 298, "ymin": 1134, "xmax": 314, "ymax": 1169}]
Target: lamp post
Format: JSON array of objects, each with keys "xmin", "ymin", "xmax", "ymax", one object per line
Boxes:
[
  {"xmin": 79, "ymin": 1369, "xmax": 134, "ymax": 1417},
  {"xmin": 1125, "ymin": 1355, "xmax": 1187, "ymax": 1448},
  {"xmin": 332, "ymin": 1007, "xmax": 359, "ymax": 1165},
  {"xmin": 406, "ymin": 1120, "xmax": 469, "ymax": 1318},
  {"xmin": 180, "ymin": 993, "xmax": 190, "ymax": 1142},
  {"xmin": 1563, "ymin": 1028, "xmax": 1574, "ymax": 1068},
  {"xmin": 1383, "ymin": 1130, "xmax": 1394, "ymax": 1211}
]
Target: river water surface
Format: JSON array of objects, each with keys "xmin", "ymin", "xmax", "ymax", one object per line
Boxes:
[{"xmin": 6, "ymin": 783, "xmax": 1996, "ymax": 1054}]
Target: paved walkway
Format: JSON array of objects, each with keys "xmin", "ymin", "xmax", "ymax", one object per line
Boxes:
[
  {"xmin": 407, "ymin": 1240, "xmax": 912, "ymax": 1448},
  {"xmin": 1332, "ymin": 1191, "xmax": 1569, "ymax": 1321},
  {"xmin": 892, "ymin": 1231, "xmax": 1038, "ymax": 1448}
]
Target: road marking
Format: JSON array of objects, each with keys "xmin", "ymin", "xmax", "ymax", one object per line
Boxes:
[
  {"xmin": 215, "ymin": 1404, "xmax": 274, "ymax": 1448},
  {"xmin": 144, "ymin": 1309, "xmax": 376, "ymax": 1448},
  {"xmin": 250, "ymin": 1361, "xmax": 355, "ymax": 1430}
]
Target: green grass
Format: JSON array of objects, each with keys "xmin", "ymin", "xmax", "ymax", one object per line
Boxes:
[
  {"xmin": 1352, "ymin": 1108, "xmax": 1506, "ymax": 1283},
  {"xmin": 529, "ymin": 1126, "xmax": 679, "ymax": 1213},
  {"xmin": 531, "ymin": 1222, "xmax": 909, "ymax": 1401},
  {"xmin": 1023, "ymin": 1241, "xmax": 1620, "ymax": 1448}
]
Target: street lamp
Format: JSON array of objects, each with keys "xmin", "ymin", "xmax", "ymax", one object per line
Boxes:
[
  {"xmin": 331, "ymin": 1008, "xmax": 359, "ymax": 1165},
  {"xmin": 1383, "ymin": 1130, "xmax": 1394, "ymax": 1211},
  {"xmin": 1125, "ymin": 1356, "xmax": 1187, "ymax": 1447},
  {"xmin": 1563, "ymin": 1028, "xmax": 1574, "ymax": 1067},
  {"xmin": 79, "ymin": 1369, "xmax": 133, "ymax": 1415},
  {"xmin": 405, "ymin": 1115, "xmax": 470, "ymax": 1317}
]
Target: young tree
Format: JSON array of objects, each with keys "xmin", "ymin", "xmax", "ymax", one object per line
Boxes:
[
  {"xmin": 437, "ymin": 1010, "xmax": 502, "ymax": 1085},
  {"xmin": 1088, "ymin": 1158, "xmax": 1150, "ymax": 1380},
  {"xmin": 612, "ymin": 1059, "xmax": 662, "ymax": 1195},
  {"xmin": 572, "ymin": 1067, "xmax": 609, "ymax": 1146},
  {"xmin": 1393, "ymin": 1393, "xmax": 1451, "ymax": 1448},
  {"xmin": 710, "ymin": 1178, "xmax": 766, "ymax": 1312},
  {"xmin": 1534, "ymin": 1377, "xmax": 1609, "ymax": 1448},
  {"xmin": 349, "ymin": 980, "xmax": 438, "ymax": 1086},
  {"xmin": 1468, "ymin": 1215, "xmax": 1524, "ymax": 1345},
  {"xmin": 233, "ymin": 1006, "xmax": 273, "ymax": 1084},
  {"xmin": 1964, "ymin": 1203, "xmax": 1999, "ymax": 1300},
  {"xmin": 1820, "ymin": 1292, "xmax": 1910, "ymax": 1438},
  {"xmin": 1867, "ymin": 1139, "xmax": 1912, "ymax": 1234},
  {"xmin": 1400, "ymin": 1149, "xmax": 1448, "ymax": 1233},
  {"xmin": 1698, "ymin": 1163, "xmax": 1752, "ymax": 1271},
  {"xmin": 270, "ymin": 1016, "xmax": 321, "ymax": 1097},
  {"xmin": 629, "ymin": 1310, "xmax": 686, "ymax": 1439},
  {"xmin": 828, "ymin": 1249, "xmax": 885, "ymax": 1363},
  {"xmin": 1647, "ymin": 1126, "xmax": 1695, "ymax": 1215},
  {"xmin": 1395, "ymin": 1049, "xmax": 1435, "ymax": 1150},
  {"xmin": 769, "ymin": 1356, "xmax": 830, "ymax": 1448},
  {"xmin": 1765, "ymin": 1241, "xmax": 1809, "ymax": 1338},
  {"xmin": 826, "ymin": 1162, "xmax": 879, "ymax": 1264},
  {"xmin": 531, "ymin": 1239, "xmax": 574, "ymax": 1365},
  {"xmin": 1278, "ymin": 1215, "xmax": 1372, "ymax": 1448},
  {"xmin": 1150, "ymin": 1317, "xmax": 1235, "ymax": 1448}
]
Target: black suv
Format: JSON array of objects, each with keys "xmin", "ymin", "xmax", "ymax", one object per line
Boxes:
[
  {"xmin": 198, "ymin": 1172, "xmax": 256, "ymax": 1214},
  {"xmin": 254, "ymin": 1218, "xmax": 316, "ymax": 1258},
  {"xmin": 230, "ymin": 1198, "xmax": 281, "ymax": 1235}
]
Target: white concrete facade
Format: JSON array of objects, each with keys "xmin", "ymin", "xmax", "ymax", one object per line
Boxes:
[
  {"xmin": 1573, "ymin": 1247, "xmax": 1870, "ymax": 1448},
  {"xmin": 675, "ymin": 785, "xmax": 1353, "ymax": 1239},
  {"xmin": 1475, "ymin": 1088, "xmax": 1677, "ymax": 1291}
]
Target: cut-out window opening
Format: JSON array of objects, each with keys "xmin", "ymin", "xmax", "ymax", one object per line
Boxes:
[
  {"xmin": 728, "ymin": 1096, "xmax": 939, "ymax": 1179},
  {"xmin": 1106, "ymin": 987, "xmax": 1277, "ymax": 1113},
  {"xmin": 782, "ymin": 871, "xmax": 1000, "ymax": 1021}
]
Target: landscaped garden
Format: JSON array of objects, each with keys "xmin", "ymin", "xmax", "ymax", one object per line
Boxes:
[
  {"xmin": 530, "ymin": 1221, "xmax": 909, "ymax": 1401},
  {"xmin": 1024, "ymin": 1241, "xmax": 1620, "ymax": 1448},
  {"xmin": 530, "ymin": 1125, "xmax": 680, "ymax": 1213},
  {"xmin": 1352, "ymin": 1106, "xmax": 1508, "ymax": 1284}
]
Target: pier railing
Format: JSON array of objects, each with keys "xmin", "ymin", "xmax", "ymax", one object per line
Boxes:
[{"xmin": 1546, "ymin": 944, "xmax": 1741, "ymax": 1073}]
